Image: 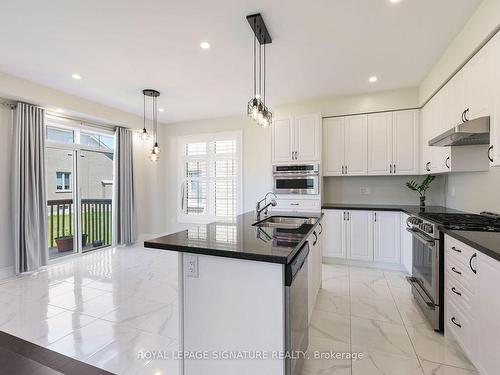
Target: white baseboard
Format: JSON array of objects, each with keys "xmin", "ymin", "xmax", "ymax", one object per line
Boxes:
[
  {"xmin": 0, "ymin": 266, "xmax": 14, "ymax": 281},
  {"xmin": 322, "ymin": 256, "xmax": 406, "ymax": 272}
]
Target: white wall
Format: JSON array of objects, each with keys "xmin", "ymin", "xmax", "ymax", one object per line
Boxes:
[
  {"xmin": 0, "ymin": 106, "xmax": 14, "ymax": 277},
  {"xmin": 275, "ymin": 87, "xmax": 419, "ymax": 118},
  {"xmin": 323, "ymin": 175, "xmax": 446, "ymax": 207},
  {"xmin": 420, "ymin": 0, "xmax": 500, "ymax": 103},
  {"xmin": 159, "ymin": 115, "xmax": 272, "ymax": 234}
]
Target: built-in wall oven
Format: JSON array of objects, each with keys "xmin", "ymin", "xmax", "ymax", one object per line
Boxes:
[
  {"xmin": 406, "ymin": 216, "xmax": 443, "ymax": 332},
  {"xmin": 273, "ymin": 164, "xmax": 319, "ymax": 195}
]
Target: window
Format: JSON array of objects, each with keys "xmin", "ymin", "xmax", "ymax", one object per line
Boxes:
[
  {"xmin": 178, "ymin": 132, "xmax": 242, "ymax": 223},
  {"xmin": 56, "ymin": 172, "xmax": 72, "ymax": 192}
]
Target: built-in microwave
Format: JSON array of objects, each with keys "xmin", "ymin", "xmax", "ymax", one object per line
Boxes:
[{"xmin": 272, "ymin": 164, "xmax": 320, "ymax": 195}]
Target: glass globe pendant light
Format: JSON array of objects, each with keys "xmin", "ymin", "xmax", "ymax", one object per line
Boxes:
[
  {"xmin": 142, "ymin": 89, "xmax": 161, "ymax": 161},
  {"xmin": 246, "ymin": 14, "xmax": 273, "ymax": 128}
]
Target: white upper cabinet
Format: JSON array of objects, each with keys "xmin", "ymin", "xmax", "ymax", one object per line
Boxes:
[
  {"xmin": 367, "ymin": 110, "xmax": 419, "ymax": 175},
  {"xmin": 393, "ymin": 110, "xmax": 419, "ymax": 175},
  {"xmin": 323, "ymin": 114, "xmax": 367, "ymax": 176},
  {"xmin": 421, "ymin": 30, "xmax": 500, "ymax": 171},
  {"xmin": 323, "ymin": 117, "xmax": 345, "ymax": 176},
  {"xmin": 368, "ymin": 112, "xmax": 393, "ymax": 175},
  {"xmin": 272, "ymin": 117, "xmax": 294, "ymax": 163},
  {"xmin": 373, "ymin": 211, "xmax": 401, "ymax": 264},
  {"xmin": 490, "ymin": 31, "xmax": 500, "ymax": 166},
  {"xmin": 295, "ymin": 113, "xmax": 321, "ymax": 162},
  {"xmin": 344, "ymin": 115, "xmax": 368, "ymax": 175},
  {"xmin": 272, "ymin": 113, "xmax": 321, "ymax": 164}
]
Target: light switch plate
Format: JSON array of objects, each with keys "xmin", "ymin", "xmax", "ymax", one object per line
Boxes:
[
  {"xmin": 184, "ymin": 254, "xmax": 199, "ymax": 278},
  {"xmin": 360, "ymin": 187, "xmax": 371, "ymax": 195}
]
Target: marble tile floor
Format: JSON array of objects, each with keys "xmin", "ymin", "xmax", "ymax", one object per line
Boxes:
[
  {"xmin": 0, "ymin": 245, "xmax": 180, "ymax": 375},
  {"xmin": 0, "ymin": 245, "xmax": 478, "ymax": 375},
  {"xmin": 305, "ymin": 263, "xmax": 478, "ymax": 375}
]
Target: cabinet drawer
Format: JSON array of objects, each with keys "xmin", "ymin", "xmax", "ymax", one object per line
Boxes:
[
  {"xmin": 274, "ymin": 199, "xmax": 321, "ymax": 212},
  {"xmin": 446, "ymin": 255, "xmax": 475, "ymax": 294},
  {"xmin": 445, "ymin": 236, "xmax": 476, "ymax": 267},
  {"xmin": 446, "ymin": 300, "xmax": 474, "ymax": 356},
  {"xmin": 446, "ymin": 276, "xmax": 473, "ymax": 315}
]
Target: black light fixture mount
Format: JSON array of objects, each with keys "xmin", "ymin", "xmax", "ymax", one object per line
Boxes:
[
  {"xmin": 246, "ymin": 13, "xmax": 273, "ymax": 128},
  {"xmin": 142, "ymin": 89, "xmax": 161, "ymax": 162}
]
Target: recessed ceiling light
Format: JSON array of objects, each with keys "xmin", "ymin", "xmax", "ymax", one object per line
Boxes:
[
  {"xmin": 390, "ymin": 0, "xmax": 402, "ymax": 3},
  {"xmin": 200, "ymin": 41, "xmax": 211, "ymax": 50},
  {"xmin": 369, "ymin": 76, "xmax": 378, "ymax": 83},
  {"xmin": 72, "ymin": 73, "xmax": 82, "ymax": 80},
  {"xmin": 159, "ymin": 108, "xmax": 165, "ymax": 112},
  {"xmin": 55, "ymin": 108, "xmax": 64, "ymax": 113}
]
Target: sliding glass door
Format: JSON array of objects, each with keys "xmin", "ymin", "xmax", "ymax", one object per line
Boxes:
[{"xmin": 45, "ymin": 116, "xmax": 115, "ymax": 260}]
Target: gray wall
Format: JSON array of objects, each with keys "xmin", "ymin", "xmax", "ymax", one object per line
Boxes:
[
  {"xmin": 445, "ymin": 169, "xmax": 500, "ymax": 213},
  {"xmin": 0, "ymin": 106, "xmax": 13, "ymax": 277},
  {"xmin": 323, "ymin": 175, "xmax": 446, "ymax": 207}
]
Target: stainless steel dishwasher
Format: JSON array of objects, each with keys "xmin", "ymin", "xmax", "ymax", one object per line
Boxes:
[{"xmin": 285, "ymin": 242, "xmax": 309, "ymax": 375}]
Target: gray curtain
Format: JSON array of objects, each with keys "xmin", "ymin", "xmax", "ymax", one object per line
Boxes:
[
  {"xmin": 13, "ymin": 103, "xmax": 48, "ymax": 274},
  {"xmin": 113, "ymin": 127, "xmax": 137, "ymax": 245}
]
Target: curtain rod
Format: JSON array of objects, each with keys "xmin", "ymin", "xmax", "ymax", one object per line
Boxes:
[{"xmin": 1, "ymin": 97, "xmax": 118, "ymax": 132}]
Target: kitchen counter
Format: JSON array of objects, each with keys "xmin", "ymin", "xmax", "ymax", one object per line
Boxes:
[
  {"xmin": 144, "ymin": 210, "xmax": 322, "ymax": 264},
  {"xmin": 441, "ymin": 229, "xmax": 500, "ymax": 262},
  {"xmin": 321, "ymin": 203, "xmax": 465, "ymax": 216}
]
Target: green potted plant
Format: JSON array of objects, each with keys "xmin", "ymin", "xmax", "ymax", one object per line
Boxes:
[{"xmin": 405, "ymin": 175, "xmax": 436, "ymax": 207}]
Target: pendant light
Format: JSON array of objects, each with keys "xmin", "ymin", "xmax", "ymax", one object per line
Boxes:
[
  {"xmin": 142, "ymin": 89, "xmax": 161, "ymax": 162},
  {"xmin": 246, "ymin": 13, "xmax": 273, "ymax": 128},
  {"xmin": 139, "ymin": 93, "xmax": 150, "ymax": 141}
]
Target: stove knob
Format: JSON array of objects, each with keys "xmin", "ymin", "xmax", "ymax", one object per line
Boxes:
[{"xmin": 423, "ymin": 224, "xmax": 433, "ymax": 233}]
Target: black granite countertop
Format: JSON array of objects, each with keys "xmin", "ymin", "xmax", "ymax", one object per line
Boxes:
[
  {"xmin": 144, "ymin": 211, "xmax": 323, "ymax": 265},
  {"xmin": 321, "ymin": 203, "xmax": 465, "ymax": 216},
  {"xmin": 441, "ymin": 229, "xmax": 500, "ymax": 262}
]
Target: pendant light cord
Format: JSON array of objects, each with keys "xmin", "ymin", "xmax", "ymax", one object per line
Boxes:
[{"xmin": 263, "ymin": 43, "xmax": 266, "ymax": 105}]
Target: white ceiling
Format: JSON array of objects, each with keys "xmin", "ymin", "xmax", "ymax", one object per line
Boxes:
[{"xmin": 0, "ymin": 0, "xmax": 481, "ymax": 123}]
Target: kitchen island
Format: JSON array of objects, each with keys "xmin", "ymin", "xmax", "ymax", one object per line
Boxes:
[{"xmin": 145, "ymin": 211, "xmax": 323, "ymax": 375}]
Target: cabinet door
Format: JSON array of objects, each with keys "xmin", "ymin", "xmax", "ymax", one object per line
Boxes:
[
  {"xmin": 347, "ymin": 210, "xmax": 373, "ymax": 261},
  {"xmin": 393, "ymin": 110, "xmax": 419, "ymax": 175},
  {"xmin": 295, "ymin": 113, "xmax": 321, "ymax": 162},
  {"xmin": 272, "ymin": 117, "xmax": 294, "ymax": 163},
  {"xmin": 344, "ymin": 115, "xmax": 368, "ymax": 175},
  {"xmin": 490, "ymin": 31, "xmax": 500, "ymax": 166},
  {"xmin": 373, "ymin": 211, "xmax": 401, "ymax": 264},
  {"xmin": 420, "ymin": 104, "xmax": 433, "ymax": 174},
  {"xmin": 401, "ymin": 214, "xmax": 412, "ymax": 273},
  {"xmin": 322, "ymin": 210, "xmax": 346, "ymax": 258},
  {"xmin": 367, "ymin": 112, "xmax": 393, "ymax": 175},
  {"xmin": 323, "ymin": 117, "xmax": 345, "ymax": 176},
  {"xmin": 430, "ymin": 91, "xmax": 451, "ymax": 173},
  {"xmin": 476, "ymin": 253, "xmax": 500, "ymax": 375},
  {"xmin": 466, "ymin": 44, "xmax": 492, "ymax": 120}
]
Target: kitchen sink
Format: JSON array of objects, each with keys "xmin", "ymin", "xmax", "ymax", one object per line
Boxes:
[{"xmin": 253, "ymin": 216, "xmax": 317, "ymax": 229}]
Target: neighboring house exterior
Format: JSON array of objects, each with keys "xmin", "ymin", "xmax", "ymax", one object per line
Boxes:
[{"xmin": 46, "ymin": 142, "xmax": 114, "ymax": 201}]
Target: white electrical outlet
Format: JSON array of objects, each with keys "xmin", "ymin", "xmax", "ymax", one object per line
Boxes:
[
  {"xmin": 360, "ymin": 187, "xmax": 371, "ymax": 195},
  {"xmin": 184, "ymin": 255, "xmax": 199, "ymax": 278}
]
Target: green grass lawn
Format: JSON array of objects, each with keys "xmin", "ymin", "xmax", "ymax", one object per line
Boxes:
[{"xmin": 48, "ymin": 211, "xmax": 112, "ymax": 248}]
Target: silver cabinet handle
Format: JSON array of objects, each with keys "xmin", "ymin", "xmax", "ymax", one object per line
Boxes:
[
  {"xmin": 390, "ymin": 164, "xmax": 393, "ymax": 174},
  {"xmin": 426, "ymin": 162, "xmax": 431, "ymax": 172},
  {"xmin": 451, "ymin": 317, "xmax": 462, "ymax": 328},
  {"xmin": 374, "ymin": 212, "xmax": 377, "ymax": 222},
  {"xmin": 345, "ymin": 165, "xmax": 348, "ymax": 174},
  {"xmin": 451, "ymin": 287, "xmax": 462, "ymax": 296},
  {"xmin": 451, "ymin": 246, "xmax": 461, "ymax": 253},
  {"xmin": 290, "ymin": 203, "xmax": 299, "ymax": 206},
  {"xmin": 451, "ymin": 267, "xmax": 462, "ymax": 275},
  {"xmin": 181, "ymin": 181, "xmax": 185, "ymax": 211},
  {"xmin": 488, "ymin": 145, "xmax": 493, "ymax": 163},
  {"xmin": 394, "ymin": 164, "xmax": 396, "ymax": 174}
]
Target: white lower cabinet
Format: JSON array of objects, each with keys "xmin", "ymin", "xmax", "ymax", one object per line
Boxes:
[
  {"xmin": 307, "ymin": 221, "xmax": 323, "ymax": 322},
  {"xmin": 444, "ymin": 235, "xmax": 500, "ymax": 375},
  {"xmin": 373, "ymin": 211, "xmax": 401, "ymax": 263},
  {"xmin": 322, "ymin": 210, "xmax": 347, "ymax": 258},
  {"xmin": 347, "ymin": 210, "xmax": 373, "ymax": 261},
  {"xmin": 322, "ymin": 209, "xmax": 401, "ymax": 265}
]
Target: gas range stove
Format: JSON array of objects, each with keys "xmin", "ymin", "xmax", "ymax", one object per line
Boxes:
[{"xmin": 407, "ymin": 211, "xmax": 500, "ymax": 239}]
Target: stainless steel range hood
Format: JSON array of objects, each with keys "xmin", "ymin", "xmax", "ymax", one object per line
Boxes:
[{"xmin": 429, "ymin": 116, "xmax": 490, "ymax": 147}]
